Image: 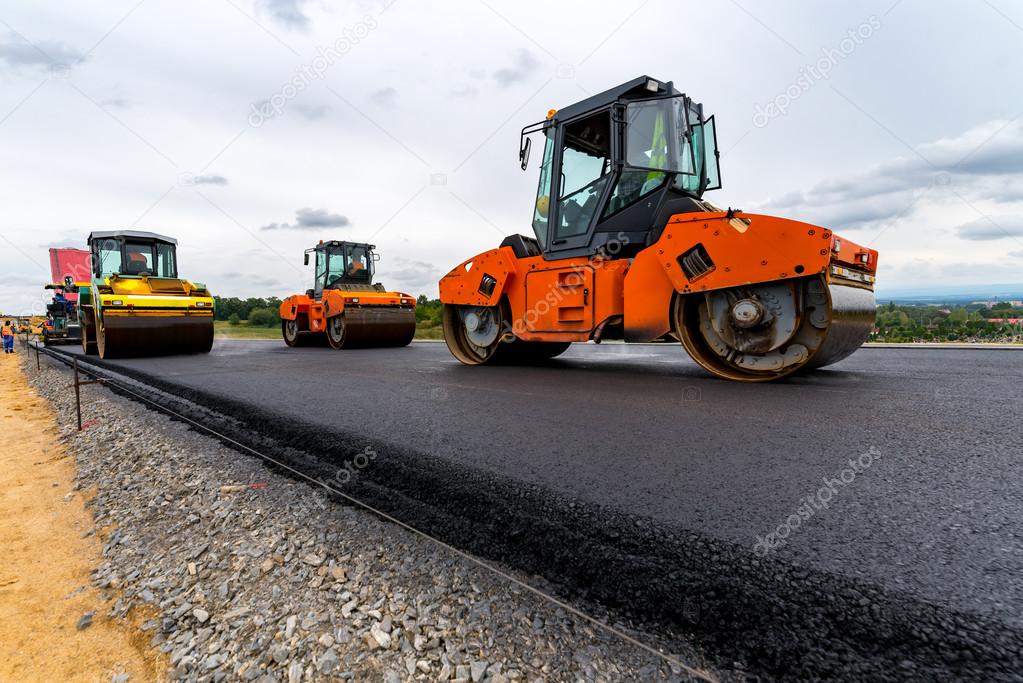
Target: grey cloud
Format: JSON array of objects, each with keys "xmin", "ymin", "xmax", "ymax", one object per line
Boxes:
[
  {"xmin": 192, "ymin": 174, "xmax": 228, "ymax": 186},
  {"xmin": 261, "ymin": 207, "xmax": 350, "ymax": 231},
  {"xmin": 955, "ymin": 215, "xmax": 1023, "ymax": 241},
  {"xmin": 451, "ymin": 85, "xmax": 477, "ymax": 98},
  {"xmin": 492, "ymin": 50, "xmax": 540, "ymax": 87},
  {"xmin": 38, "ymin": 239, "xmax": 83, "ymax": 249},
  {"xmin": 387, "ymin": 258, "xmax": 440, "ymax": 289},
  {"xmin": 256, "ymin": 0, "xmax": 309, "ymax": 29},
  {"xmin": 760, "ymin": 119, "xmax": 1023, "ymax": 231},
  {"xmin": 294, "ymin": 103, "xmax": 328, "ymax": 120},
  {"xmin": 0, "ymin": 35, "xmax": 84, "ymax": 72},
  {"xmin": 1010, "ymin": 250, "xmax": 1023, "ymax": 259},
  {"xmin": 371, "ymin": 87, "xmax": 397, "ymax": 104},
  {"xmin": 100, "ymin": 97, "xmax": 131, "ymax": 109}
]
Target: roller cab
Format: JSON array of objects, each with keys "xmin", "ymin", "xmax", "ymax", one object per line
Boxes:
[
  {"xmin": 79, "ymin": 230, "xmax": 214, "ymax": 358},
  {"xmin": 279, "ymin": 241, "xmax": 416, "ymax": 349},
  {"xmin": 439, "ymin": 76, "xmax": 878, "ymax": 380}
]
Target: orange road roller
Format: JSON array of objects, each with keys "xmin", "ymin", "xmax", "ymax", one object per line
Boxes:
[
  {"xmin": 279, "ymin": 241, "xmax": 416, "ymax": 349},
  {"xmin": 439, "ymin": 76, "xmax": 878, "ymax": 381}
]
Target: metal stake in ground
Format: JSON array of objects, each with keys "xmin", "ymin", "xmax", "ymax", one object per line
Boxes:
[{"xmin": 70, "ymin": 356, "xmax": 108, "ymax": 431}]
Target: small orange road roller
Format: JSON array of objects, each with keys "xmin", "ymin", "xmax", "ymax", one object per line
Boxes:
[
  {"xmin": 439, "ymin": 76, "xmax": 878, "ymax": 381},
  {"xmin": 279, "ymin": 241, "xmax": 416, "ymax": 349}
]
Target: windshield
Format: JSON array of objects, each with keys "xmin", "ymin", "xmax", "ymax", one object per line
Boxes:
[
  {"xmin": 624, "ymin": 97, "xmax": 721, "ymax": 195},
  {"xmin": 321, "ymin": 244, "xmax": 374, "ymax": 288},
  {"xmin": 95, "ymin": 240, "xmax": 177, "ymax": 277},
  {"xmin": 624, "ymin": 98, "xmax": 693, "ymax": 175}
]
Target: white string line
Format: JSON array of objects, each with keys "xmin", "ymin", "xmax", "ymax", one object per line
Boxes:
[{"xmin": 43, "ymin": 347, "xmax": 718, "ymax": 683}]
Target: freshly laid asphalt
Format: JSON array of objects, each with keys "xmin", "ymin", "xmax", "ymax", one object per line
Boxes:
[{"xmin": 55, "ymin": 340, "xmax": 1023, "ymax": 681}]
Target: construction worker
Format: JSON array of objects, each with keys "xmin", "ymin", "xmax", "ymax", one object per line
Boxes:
[
  {"xmin": 348, "ymin": 257, "xmax": 366, "ymax": 277},
  {"xmin": 2, "ymin": 320, "xmax": 14, "ymax": 354}
]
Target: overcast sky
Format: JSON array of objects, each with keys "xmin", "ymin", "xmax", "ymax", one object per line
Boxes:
[{"xmin": 3, "ymin": 0, "xmax": 1023, "ymax": 314}]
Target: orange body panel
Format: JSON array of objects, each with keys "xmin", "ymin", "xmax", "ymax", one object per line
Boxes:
[
  {"xmin": 440, "ymin": 211, "xmax": 878, "ymax": 343},
  {"xmin": 280, "ymin": 289, "xmax": 415, "ymax": 332}
]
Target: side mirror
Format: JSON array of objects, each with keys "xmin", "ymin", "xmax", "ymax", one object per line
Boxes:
[
  {"xmin": 303, "ymin": 253, "xmax": 309, "ymax": 266},
  {"xmin": 372, "ymin": 253, "xmax": 381, "ymax": 262},
  {"xmin": 519, "ymin": 136, "xmax": 531, "ymax": 171}
]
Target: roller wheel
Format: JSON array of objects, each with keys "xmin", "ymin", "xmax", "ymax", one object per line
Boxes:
[
  {"xmin": 326, "ymin": 314, "xmax": 348, "ymax": 350},
  {"xmin": 443, "ymin": 304, "xmax": 571, "ymax": 365},
  {"xmin": 443, "ymin": 304, "xmax": 507, "ymax": 364},
  {"xmin": 282, "ymin": 318, "xmax": 301, "ymax": 347},
  {"xmin": 675, "ymin": 275, "xmax": 874, "ymax": 382},
  {"xmin": 282, "ymin": 316, "xmax": 328, "ymax": 347},
  {"xmin": 96, "ymin": 316, "xmax": 112, "ymax": 359},
  {"xmin": 81, "ymin": 309, "xmax": 97, "ymax": 356}
]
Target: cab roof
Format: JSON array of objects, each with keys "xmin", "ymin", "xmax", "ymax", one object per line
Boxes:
[
  {"xmin": 552, "ymin": 75, "xmax": 682, "ymax": 122},
  {"xmin": 87, "ymin": 230, "xmax": 177, "ymax": 245},
  {"xmin": 313, "ymin": 240, "xmax": 375, "ymax": 250}
]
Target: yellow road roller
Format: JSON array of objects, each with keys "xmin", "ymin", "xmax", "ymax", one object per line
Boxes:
[{"xmin": 79, "ymin": 230, "xmax": 214, "ymax": 358}]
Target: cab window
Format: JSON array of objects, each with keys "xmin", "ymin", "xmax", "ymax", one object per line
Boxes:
[
  {"xmin": 531, "ymin": 132, "xmax": 555, "ymax": 246},
  {"xmin": 555, "ymin": 110, "xmax": 611, "ymax": 241},
  {"xmin": 95, "ymin": 240, "xmax": 122, "ymax": 277},
  {"xmin": 123, "ymin": 241, "xmax": 154, "ymax": 275},
  {"xmin": 344, "ymin": 244, "xmax": 371, "ymax": 282}
]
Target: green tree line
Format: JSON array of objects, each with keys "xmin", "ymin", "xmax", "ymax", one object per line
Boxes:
[
  {"xmin": 213, "ymin": 295, "xmax": 446, "ymax": 329},
  {"xmin": 213, "ymin": 296, "xmax": 283, "ymax": 327},
  {"xmin": 872, "ymin": 302, "xmax": 1023, "ymax": 342}
]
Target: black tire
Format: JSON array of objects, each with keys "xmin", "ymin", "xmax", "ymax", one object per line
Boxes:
[
  {"xmin": 443, "ymin": 303, "xmax": 570, "ymax": 366},
  {"xmin": 282, "ymin": 318, "xmax": 301, "ymax": 347},
  {"xmin": 326, "ymin": 314, "xmax": 347, "ymax": 350},
  {"xmin": 282, "ymin": 315, "xmax": 328, "ymax": 347},
  {"xmin": 81, "ymin": 308, "xmax": 97, "ymax": 355}
]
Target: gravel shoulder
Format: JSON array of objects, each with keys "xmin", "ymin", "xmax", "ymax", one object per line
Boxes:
[
  {"xmin": 19, "ymin": 352, "xmax": 724, "ymax": 682},
  {"xmin": 0, "ymin": 352, "xmax": 165, "ymax": 682}
]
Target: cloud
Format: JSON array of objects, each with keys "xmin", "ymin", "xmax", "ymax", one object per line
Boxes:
[
  {"xmin": 492, "ymin": 50, "xmax": 540, "ymax": 87},
  {"xmin": 451, "ymin": 85, "xmax": 478, "ymax": 98},
  {"xmin": 100, "ymin": 97, "xmax": 131, "ymax": 109},
  {"xmin": 758, "ymin": 119, "xmax": 1023, "ymax": 232},
  {"xmin": 385, "ymin": 258, "xmax": 440, "ymax": 289},
  {"xmin": 256, "ymin": 0, "xmax": 309, "ymax": 29},
  {"xmin": 261, "ymin": 207, "xmax": 350, "ymax": 231},
  {"xmin": 1010, "ymin": 250, "xmax": 1023, "ymax": 259},
  {"xmin": 955, "ymin": 215, "xmax": 1023, "ymax": 241},
  {"xmin": 0, "ymin": 34, "xmax": 84, "ymax": 72},
  {"xmin": 192, "ymin": 174, "xmax": 228, "ymax": 186},
  {"xmin": 38, "ymin": 238, "xmax": 84, "ymax": 249},
  {"xmin": 371, "ymin": 87, "xmax": 397, "ymax": 104},
  {"xmin": 294, "ymin": 103, "xmax": 328, "ymax": 120}
]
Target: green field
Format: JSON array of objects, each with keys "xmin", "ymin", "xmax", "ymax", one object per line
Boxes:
[
  {"xmin": 214, "ymin": 320, "xmax": 445, "ymax": 341},
  {"xmin": 213, "ymin": 321, "xmax": 281, "ymax": 339}
]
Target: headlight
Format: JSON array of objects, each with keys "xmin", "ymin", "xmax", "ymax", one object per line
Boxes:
[{"xmin": 111, "ymin": 299, "xmax": 123, "ymax": 306}]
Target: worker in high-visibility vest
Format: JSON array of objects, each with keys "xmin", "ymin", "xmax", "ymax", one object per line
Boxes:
[{"xmin": 1, "ymin": 320, "xmax": 14, "ymax": 354}]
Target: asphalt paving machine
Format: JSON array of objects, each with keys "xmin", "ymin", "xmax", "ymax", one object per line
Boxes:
[
  {"xmin": 42, "ymin": 247, "xmax": 91, "ymax": 345},
  {"xmin": 439, "ymin": 76, "xmax": 878, "ymax": 381}
]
